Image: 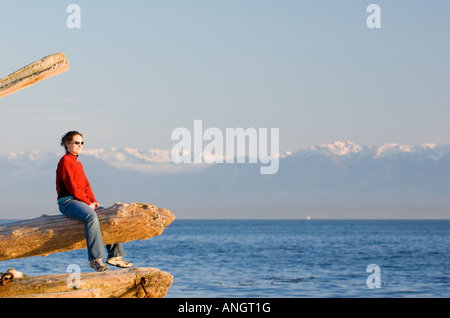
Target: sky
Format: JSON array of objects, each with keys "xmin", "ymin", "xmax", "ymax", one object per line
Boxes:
[{"xmin": 0, "ymin": 0, "xmax": 449, "ymax": 156}]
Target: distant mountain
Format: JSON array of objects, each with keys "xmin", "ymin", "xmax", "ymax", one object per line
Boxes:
[{"xmin": 1, "ymin": 141, "xmax": 449, "ymax": 219}]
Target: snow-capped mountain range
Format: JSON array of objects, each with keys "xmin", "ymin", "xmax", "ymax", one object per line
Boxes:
[
  {"xmin": 3, "ymin": 141, "xmax": 449, "ymax": 172},
  {"xmin": 305, "ymin": 141, "xmax": 449, "ymax": 160},
  {"xmin": 1, "ymin": 141, "xmax": 449, "ymax": 219}
]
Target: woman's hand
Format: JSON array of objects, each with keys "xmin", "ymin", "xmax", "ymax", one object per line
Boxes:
[{"xmin": 90, "ymin": 202, "xmax": 100, "ymax": 210}]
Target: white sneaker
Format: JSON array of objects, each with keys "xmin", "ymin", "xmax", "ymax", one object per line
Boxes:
[{"xmin": 106, "ymin": 257, "xmax": 133, "ymax": 268}]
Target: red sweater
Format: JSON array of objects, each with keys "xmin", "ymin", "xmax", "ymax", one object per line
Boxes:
[{"xmin": 56, "ymin": 152, "xmax": 97, "ymax": 206}]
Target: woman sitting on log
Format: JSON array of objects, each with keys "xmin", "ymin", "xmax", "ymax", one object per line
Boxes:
[{"xmin": 56, "ymin": 131, "xmax": 133, "ymax": 272}]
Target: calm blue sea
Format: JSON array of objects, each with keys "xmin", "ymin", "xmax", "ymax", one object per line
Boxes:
[{"xmin": 1, "ymin": 219, "xmax": 449, "ymax": 298}]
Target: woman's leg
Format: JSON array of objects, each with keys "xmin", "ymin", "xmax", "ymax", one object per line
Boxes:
[
  {"xmin": 106, "ymin": 243, "xmax": 132, "ymax": 268},
  {"xmin": 94, "ymin": 206, "xmax": 126, "ymax": 259},
  {"xmin": 59, "ymin": 199, "xmax": 106, "ymax": 261},
  {"xmin": 106, "ymin": 243, "xmax": 125, "ymax": 258}
]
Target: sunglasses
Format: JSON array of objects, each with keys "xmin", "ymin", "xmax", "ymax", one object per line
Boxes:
[{"xmin": 71, "ymin": 141, "xmax": 84, "ymax": 145}]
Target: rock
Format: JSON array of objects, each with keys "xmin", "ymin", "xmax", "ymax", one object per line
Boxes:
[{"xmin": 6, "ymin": 268, "xmax": 23, "ymax": 278}]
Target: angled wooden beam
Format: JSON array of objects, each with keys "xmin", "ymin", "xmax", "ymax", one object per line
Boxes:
[
  {"xmin": 0, "ymin": 202, "xmax": 175, "ymax": 261},
  {"xmin": 0, "ymin": 53, "xmax": 70, "ymax": 98}
]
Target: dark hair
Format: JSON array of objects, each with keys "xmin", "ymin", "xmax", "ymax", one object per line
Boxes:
[{"xmin": 60, "ymin": 131, "xmax": 83, "ymax": 150}]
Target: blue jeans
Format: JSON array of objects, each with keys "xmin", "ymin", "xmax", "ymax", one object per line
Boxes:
[{"xmin": 58, "ymin": 198, "xmax": 125, "ymax": 261}]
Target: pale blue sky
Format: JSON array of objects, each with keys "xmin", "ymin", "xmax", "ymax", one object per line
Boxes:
[{"xmin": 0, "ymin": 0, "xmax": 449, "ymax": 155}]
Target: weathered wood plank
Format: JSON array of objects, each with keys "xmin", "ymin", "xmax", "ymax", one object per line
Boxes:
[
  {"xmin": 0, "ymin": 267, "xmax": 173, "ymax": 298},
  {"xmin": 0, "ymin": 53, "xmax": 70, "ymax": 98},
  {"xmin": 8, "ymin": 288, "xmax": 102, "ymax": 298}
]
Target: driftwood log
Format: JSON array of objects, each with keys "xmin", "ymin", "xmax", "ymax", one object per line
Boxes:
[
  {"xmin": 0, "ymin": 202, "xmax": 175, "ymax": 261},
  {"xmin": 0, "ymin": 52, "xmax": 70, "ymax": 98},
  {"xmin": 0, "ymin": 267, "xmax": 173, "ymax": 298}
]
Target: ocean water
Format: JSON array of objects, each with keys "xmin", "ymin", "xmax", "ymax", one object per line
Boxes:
[{"xmin": 1, "ymin": 219, "xmax": 449, "ymax": 298}]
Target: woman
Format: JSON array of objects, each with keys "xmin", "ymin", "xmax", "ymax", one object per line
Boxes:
[{"xmin": 56, "ymin": 131, "xmax": 133, "ymax": 272}]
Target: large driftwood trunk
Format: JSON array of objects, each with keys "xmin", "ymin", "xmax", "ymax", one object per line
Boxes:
[
  {"xmin": 0, "ymin": 53, "xmax": 70, "ymax": 98},
  {"xmin": 0, "ymin": 267, "xmax": 173, "ymax": 298},
  {"xmin": 0, "ymin": 202, "xmax": 175, "ymax": 261}
]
